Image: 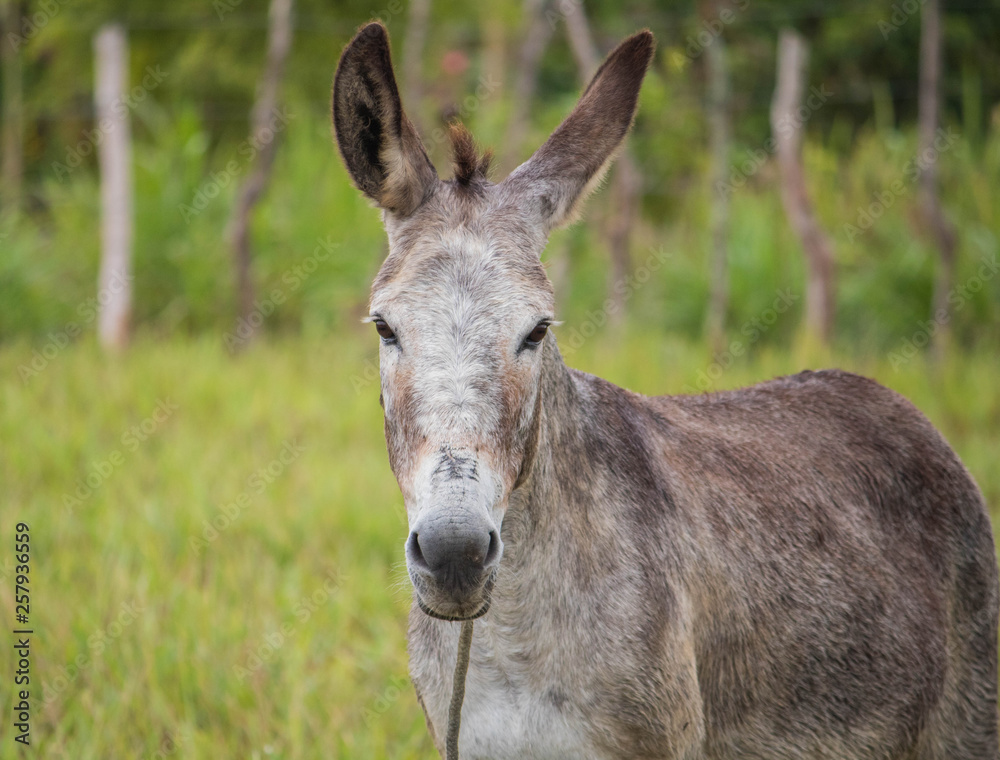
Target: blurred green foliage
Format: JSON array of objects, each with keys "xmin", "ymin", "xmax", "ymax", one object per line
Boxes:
[{"xmin": 2, "ymin": 0, "xmax": 999, "ymax": 354}]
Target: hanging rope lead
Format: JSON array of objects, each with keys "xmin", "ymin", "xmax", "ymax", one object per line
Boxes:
[{"xmin": 446, "ymin": 619, "xmax": 475, "ymax": 760}]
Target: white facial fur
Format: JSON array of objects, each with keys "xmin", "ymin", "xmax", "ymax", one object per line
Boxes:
[{"xmin": 370, "ymin": 211, "xmax": 554, "ymax": 542}]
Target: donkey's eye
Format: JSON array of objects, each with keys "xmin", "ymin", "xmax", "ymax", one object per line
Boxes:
[
  {"xmin": 374, "ymin": 319, "xmax": 397, "ymax": 343},
  {"xmin": 523, "ymin": 322, "xmax": 549, "ymax": 349}
]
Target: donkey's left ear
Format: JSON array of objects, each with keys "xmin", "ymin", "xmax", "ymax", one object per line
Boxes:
[
  {"xmin": 502, "ymin": 30, "xmax": 654, "ymax": 231},
  {"xmin": 333, "ymin": 22, "xmax": 438, "ymax": 216}
]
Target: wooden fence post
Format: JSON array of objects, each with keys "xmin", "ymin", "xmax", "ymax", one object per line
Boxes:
[
  {"xmin": 2, "ymin": 0, "xmax": 25, "ymax": 213},
  {"xmin": 771, "ymin": 29, "xmax": 835, "ymax": 346},
  {"xmin": 919, "ymin": 0, "xmax": 956, "ymax": 358},
  {"xmin": 704, "ymin": 0, "xmax": 731, "ymax": 353},
  {"xmin": 94, "ymin": 23, "xmax": 133, "ymax": 351},
  {"xmin": 227, "ymin": 0, "xmax": 294, "ymax": 345}
]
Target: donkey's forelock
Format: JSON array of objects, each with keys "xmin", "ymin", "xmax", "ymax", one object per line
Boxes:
[{"xmin": 448, "ymin": 122, "xmax": 493, "ymax": 189}]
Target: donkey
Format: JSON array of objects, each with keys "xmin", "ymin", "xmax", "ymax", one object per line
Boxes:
[{"xmin": 333, "ymin": 22, "xmax": 999, "ymax": 759}]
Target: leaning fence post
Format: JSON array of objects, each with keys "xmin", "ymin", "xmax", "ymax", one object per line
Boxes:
[{"xmin": 771, "ymin": 28, "xmax": 835, "ymax": 347}]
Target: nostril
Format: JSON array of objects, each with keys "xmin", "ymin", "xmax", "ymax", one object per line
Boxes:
[
  {"xmin": 484, "ymin": 530, "xmax": 501, "ymax": 567},
  {"xmin": 407, "ymin": 532, "xmax": 429, "ymax": 571}
]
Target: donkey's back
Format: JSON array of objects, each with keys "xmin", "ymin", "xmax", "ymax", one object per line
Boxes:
[{"xmin": 646, "ymin": 368, "xmax": 998, "ymax": 758}]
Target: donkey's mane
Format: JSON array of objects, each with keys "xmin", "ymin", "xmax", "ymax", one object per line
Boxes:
[{"xmin": 448, "ymin": 122, "xmax": 493, "ymax": 189}]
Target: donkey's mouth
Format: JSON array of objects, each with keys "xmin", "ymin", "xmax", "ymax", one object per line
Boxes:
[{"xmin": 411, "ymin": 571, "xmax": 496, "ymax": 622}]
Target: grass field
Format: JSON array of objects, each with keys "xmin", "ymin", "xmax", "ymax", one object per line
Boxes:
[{"xmin": 1, "ymin": 332, "xmax": 998, "ymax": 759}]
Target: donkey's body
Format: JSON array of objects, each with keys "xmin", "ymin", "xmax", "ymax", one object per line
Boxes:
[
  {"xmin": 411, "ymin": 350, "xmax": 998, "ymax": 758},
  {"xmin": 332, "ymin": 23, "xmax": 998, "ymax": 760}
]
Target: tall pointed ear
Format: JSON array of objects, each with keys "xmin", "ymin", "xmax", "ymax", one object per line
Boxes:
[
  {"xmin": 502, "ymin": 30, "xmax": 654, "ymax": 231},
  {"xmin": 333, "ymin": 22, "xmax": 438, "ymax": 216}
]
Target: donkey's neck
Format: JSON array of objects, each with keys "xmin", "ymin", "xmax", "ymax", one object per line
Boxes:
[{"xmin": 502, "ymin": 338, "xmax": 618, "ymax": 569}]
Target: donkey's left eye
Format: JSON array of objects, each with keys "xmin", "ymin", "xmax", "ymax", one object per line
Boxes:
[
  {"xmin": 523, "ymin": 322, "xmax": 549, "ymax": 349},
  {"xmin": 374, "ymin": 319, "xmax": 397, "ymax": 343}
]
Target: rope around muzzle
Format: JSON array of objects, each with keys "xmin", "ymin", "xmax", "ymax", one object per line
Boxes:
[{"xmin": 446, "ymin": 619, "xmax": 475, "ymax": 760}]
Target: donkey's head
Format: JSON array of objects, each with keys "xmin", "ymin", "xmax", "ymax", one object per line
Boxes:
[{"xmin": 334, "ymin": 22, "xmax": 653, "ymax": 620}]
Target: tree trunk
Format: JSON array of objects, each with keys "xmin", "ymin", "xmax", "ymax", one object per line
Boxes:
[
  {"xmin": 402, "ymin": 0, "xmax": 430, "ymax": 135},
  {"xmin": 94, "ymin": 24, "xmax": 133, "ymax": 351},
  {"xmin": 501, "ymin": 0, "xmax": 554, "ymax": 172},
  {"xmin": 227, "ymin": 0, "xmax": 294, "ymax": 346},
  {"xmin": 919, "ymin": 0, "xmax": 956, "ymax": 358},
  {"xmin": 771, "ymin": 29, "xmax": 835, "ymax": 346},
  {"xmin": 562, "ymin": 0, "xmax": 642, "ymax": 322},
  {"xmin": 703, "ymin": 0, "xmax": 731, "ymax": 353},
  {"xmin": 1, "ymin": 0, "xmax": 24, "ymax": 212}
]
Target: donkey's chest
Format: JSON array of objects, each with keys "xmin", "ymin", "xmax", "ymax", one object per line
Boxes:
[
  {"xmin": 415, "ymin": 657, "xmax": 609, "ymax": 760},
  {"xmin": 410, "ymin": 616, "xmax": 629, "ymax": 760}
]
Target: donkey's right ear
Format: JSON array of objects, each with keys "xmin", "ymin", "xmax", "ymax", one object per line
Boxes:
[
  {"xmin": 333, "ymin": 22, "xmax": 438, "ymax": 216},
  {"xmin": 501, "ymin": 30, "xmax": 654, "ymax": 232}
]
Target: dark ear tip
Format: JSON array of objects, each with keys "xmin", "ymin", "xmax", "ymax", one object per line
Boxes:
[
  {"xmin": 355, "ymin": 21, "xmax": 388, "ymax": 42},
  {"xmin": 341, "ymin": 21, "xmax": 389, "ymax": 61},
  {"xmin": 621, "ymin": 29, "xmax": 656, "ymax": 66}
]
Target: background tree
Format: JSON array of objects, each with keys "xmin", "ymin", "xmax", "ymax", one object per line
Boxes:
[
  {"xmin": 1, "ymin": 0, "xmax": 23, "ymax": 213},
  {"xmin": 919, "ymin": 0, "xmax": 957, "ymax": 358},
  {"xmin": 94, "ymin": 23, "xmax": 132, "ymax": 350},
  {"xmin": 702, "ymin": 0, "xmax": 732, "ymax": 353},
  {"xmin": 771, "ymin": 28, "xmax": 835, "ymax": 346},
  {"xmin": 226, "ymin": 0, "xmax": 294, "ymax": 345}
]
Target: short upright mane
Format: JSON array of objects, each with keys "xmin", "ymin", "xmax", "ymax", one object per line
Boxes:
[{"xmin": 448, "ymin": 122, "xmax": 492, "ymax": 188}]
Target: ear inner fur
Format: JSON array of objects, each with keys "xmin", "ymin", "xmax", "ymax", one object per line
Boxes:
[
  {"xmin": 501, "ymin": 30, "xmax": 654, "ymax": 230},
  {"xmin": 332, "ymin": 22, "xmax": 438, "ymax": 215}
]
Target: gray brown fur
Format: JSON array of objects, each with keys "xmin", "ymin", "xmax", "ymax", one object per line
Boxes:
[{"xmin": 333, "ymin": 22, "xmax": 999, "ymax": 759}]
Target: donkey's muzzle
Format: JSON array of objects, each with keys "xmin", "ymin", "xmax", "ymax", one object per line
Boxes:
[{"xmin": 406, "ymin": 519, "xmax": 502, "ymax": 618}]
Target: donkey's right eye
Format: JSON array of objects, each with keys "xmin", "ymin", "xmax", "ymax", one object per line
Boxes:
[{"xmin": 374, "ymin": 319, "xmax": 397, "ymax": 343}]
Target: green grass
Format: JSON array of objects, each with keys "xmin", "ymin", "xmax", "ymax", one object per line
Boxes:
[{"xmin": 1, "ymin": 333, "xmax": 998, "ymax": 758}]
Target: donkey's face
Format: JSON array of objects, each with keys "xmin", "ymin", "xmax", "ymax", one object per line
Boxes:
[
  {"xmin": 334, "ymin": 22, "xmax": 653, "ymax": 620},
  {"xmin": 367, "ymin": 194, "xmax": 554, "ymax": 620}
]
